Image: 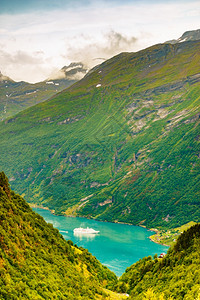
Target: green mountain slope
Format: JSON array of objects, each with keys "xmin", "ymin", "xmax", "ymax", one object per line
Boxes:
[
  {"xmin": 0, "ymin": 40, "xmax": 199, "ymax": 229},
  {"xmin": 0, "ymin": 172, "xmax": 118, "ymax": 299},
  {"xmin": 117, "ymin": 223, "xmax": 200, "ymax": 300}
]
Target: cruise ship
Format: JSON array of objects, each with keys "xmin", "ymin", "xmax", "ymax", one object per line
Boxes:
[{"xmin": 73, "ymin": 227, "xmax": 99, "ymax": 234}]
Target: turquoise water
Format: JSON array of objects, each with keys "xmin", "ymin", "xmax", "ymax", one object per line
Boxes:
[{"xmin": 33, "ymin": 208, "xmax": 169, "ymax": 276}]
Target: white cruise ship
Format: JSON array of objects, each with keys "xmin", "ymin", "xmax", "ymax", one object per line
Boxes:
[{"xmin": 73, "ymin": 227, "xmax": 99, "ymax": 234}]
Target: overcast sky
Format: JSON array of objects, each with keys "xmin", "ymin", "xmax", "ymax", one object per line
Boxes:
[{"xmin": 0, "ymin": 0, "xmax": 200, "ymax": 83}]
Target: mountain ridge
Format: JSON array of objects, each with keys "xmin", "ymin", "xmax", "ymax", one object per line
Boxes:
[
  {"xmin": 167, "ymin": 28, "xmax": 200, "ymax": 44},
  {"xmin": 0, "ymin": 37, "xmax": 199, "ymax": 229},
  {"xmin": 0, "ymin": 62, "xmax": 88, "ymax": 121}
]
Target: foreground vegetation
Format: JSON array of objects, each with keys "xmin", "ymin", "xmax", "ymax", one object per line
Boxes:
[
  {"xmin": 0, "ymin": 171, "xmax": 199, "ymax": 299},
  {"xmin": 0, "ymin": 40, "xmax": 199, "ymax": 229},
  {"xmin": 0, "ymin": 172, "xmax": 119, "ymax": 299},
  {"xmin": 117, "ymin": 223, "xmax": 200, "ymax": 299}
]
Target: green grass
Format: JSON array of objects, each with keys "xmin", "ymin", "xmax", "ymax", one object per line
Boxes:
[{"xmin": 149, "ymin": 221, "xmax": 197, "ymax": 246}]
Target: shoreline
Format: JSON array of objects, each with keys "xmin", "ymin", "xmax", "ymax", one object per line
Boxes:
[
  {"xmin": 148, "ymin": 235, "xmax": 169, "ymax": 247},
  {"xmin": 29, "ymin": 203, "xmax": 56, "ymax": 215},
  {"xmin": 29, "ymin": 203, "xmax": 168, "ymax": 247}
]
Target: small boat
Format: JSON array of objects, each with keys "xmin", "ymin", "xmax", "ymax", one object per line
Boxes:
[
  {"xmin": 59, "ymin": 230, "xmax": 68, "ymax": 234},
  {"xmin": 73, "ymin": 227, "xmax": 99, "ymax": 234}
]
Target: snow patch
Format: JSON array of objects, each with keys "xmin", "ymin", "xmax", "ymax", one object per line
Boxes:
[
  {"xmin": 96, "ymin": 84, "xmax": 101, "ymax": 88},
  {"xmin": 65, "ymin": 65, "xmax": 83, "ymax": 71},
  {"xmin": 26, "ymin": 91, "xmax": 37, "ymax": 95},
  {"xmin": 178, "ymin": 37, "xmax": 187, "ymax": 43}
]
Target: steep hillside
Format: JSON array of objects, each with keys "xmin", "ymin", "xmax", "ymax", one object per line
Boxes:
[
  {"xmin": 0, "ymin": 172, "xmax": 118, "ymax": 299},
  {"xmin": 0, "ymin": 39, "xmax": 199, "ymax": 229},
  {"xmin": 117, "ymin": 224, "xmax": 200, "ymax": 299}
]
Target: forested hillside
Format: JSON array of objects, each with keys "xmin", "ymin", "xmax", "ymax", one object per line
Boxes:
[
  {"xmin": 0, "ymin": 172, "xmax": 118, "ymax": 299},
  {"xmin": 0, "ymin": 170, "xmax": 199, "ymax": 299},
  {"xmin": 0, "ymin": 39, "xmax": 199, "ymax": 229},
  {"xmin": 117, "ymin": 224, "xmax": 200, "ymax": 299}
]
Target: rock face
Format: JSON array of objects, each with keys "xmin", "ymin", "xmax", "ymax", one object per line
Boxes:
[
  {"xmin": 48, "ymin": 62, "xmax": 88, "ymax": 81},
  {"xmin": 166, "ymin": 28, "xmax": 200, "ymax": 44},
  {"xmin": 61, "ymin": 62, "xmax": 88, "ymax": 80}
]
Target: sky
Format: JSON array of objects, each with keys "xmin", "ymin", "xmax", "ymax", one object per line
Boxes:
[{"xmin": 0, "ymin": 0, "xmax": 200, "ymax": 83}]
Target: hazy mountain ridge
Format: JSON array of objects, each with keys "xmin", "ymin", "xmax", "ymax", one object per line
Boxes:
[
  {"xmin": 51, "ymin": 62, "xmax": 88, "ymax": 81},
  {"xmin": 0, "ymin": 62, "xmax": 88, "ymax": 121},
  {"xmin": 0, "ymin": 37, "xmax": 199, "ymax": 229},
  {"xmin": 0, "ymin": 71, "xmax": 13, "ymax": 82}
]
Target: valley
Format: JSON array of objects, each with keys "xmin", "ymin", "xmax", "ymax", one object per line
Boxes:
[
  {"xmin": 1, "ymin": 0, "xmax": 200, "ymax": 296},
  {"xmin": 0, "ymin": 39, "xmax": 199, "ymax": 230},
  {"xmin": 32, "ymin": 207, "xmax": 169, "ymax": 276}
]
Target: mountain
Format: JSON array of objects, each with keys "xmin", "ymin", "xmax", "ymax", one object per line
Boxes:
[
  {"xmin": 50, "ymin": 62, "xmax": 88, "ymax": 81},
  {"xmin": 0, "ymin": 37, "xmax": 199, "ymax": 229},
  {"xmin": 0, "ymin": 62, "xmax": 87, "ymax": 121},
  {"xmin": 117, "ymin": 223, "xmax": 200, "ymax": 299},
  {"xmin": 167, "ymin": 29, "xmax": 200, "ymax": 44},
  {"xmin": 0, "ymin": 71, "xmax": 13, "ymax": 82},
  {"xmin": 0, "ymin": 171, "xmax": 121, "ymax": 299}
]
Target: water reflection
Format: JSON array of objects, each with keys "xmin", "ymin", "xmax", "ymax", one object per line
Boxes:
[{"xmin": 74, "ymin": 232, "xmax": 96, "ymax": 241}]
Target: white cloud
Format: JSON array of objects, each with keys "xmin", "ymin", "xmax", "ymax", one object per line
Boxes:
[
  {"xmin": 0, "ymin": 50, "xmax": 44, "ymax": 65},
  {"xmin": 0, "ymin": 1, "xmax": 199, "ymax": 82},
  {"xmin": 65, "ymin": 30, "xmax": 138, "ymax": 68},
  {"xmin": 0, "ymin": 49, "xmax": 53, "ymax": 82}
]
